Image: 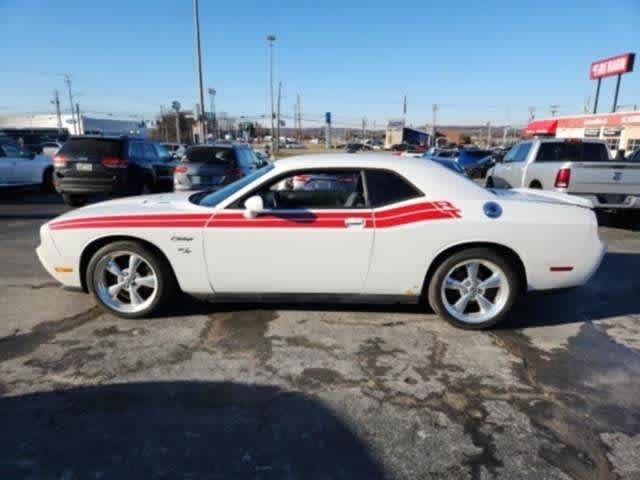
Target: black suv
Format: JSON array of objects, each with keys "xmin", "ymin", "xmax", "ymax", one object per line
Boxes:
[{"xmin": 53, "ymin": 136, "xmax": 176, "ymax": 206}]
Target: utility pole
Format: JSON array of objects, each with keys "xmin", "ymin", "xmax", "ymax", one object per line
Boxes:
[
  {"xmin": 51, "ymin": 90, "xmax": 63, "ymax": 134},
  {"xmin": 208, "ymin": 88, "xmax": 216, "ymax": 139},
  {"xmin": 193, "ymin": 0, "xmax": 207, "ymax": 143},
  {"xmin": 295, "ymin": 94, "xmax": 301, "ymax": 142},
  {"xmin": 64, "ymin": 74, "xmax": 77, "ymax": 135},
  {"xmin": 75, "ymin": 103, "xmax": 82, "ymax": 135},
  {"xmin": 362, "ymin": 117, "xmax": 367, "ymax": 141},
  {"xmin": 528, "ymin": 106, "xmax": 536, "ymax": 122},
  {"xmin": 431, "ymin": 104, "xmax": 438, "ymax": 147},
  {"xmin": 160, "ymin": 105, "xmax": 168, "ymax": 142},
  {"xmin": 172, "ymin": 101, "xmax": 181, "ymax": 144},
  {"xmin": 276, "ymin": 81, "xmax": 282, "ymax": 155},
  {"xmin": 486, "ymin": 121, "xmax": 492, "ymax": 147},
  {"xmin": 266, "ymin": 34, "xmax": 276, "ymax": 157},
  {"xmin": 550, "ymin": 105, "xmax": 559, "ymax": 117}
]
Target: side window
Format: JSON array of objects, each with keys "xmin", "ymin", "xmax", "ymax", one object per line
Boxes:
[
  {"xmin": 365, "ymin": 170, "xmax": 423, "ymax": 208},
  {"xmin": 511, "ymin": 143, "xmax": 531, "ymax": 162},
  {"xmin": 253, "ymin": 170, "xmax": 364, "ymax": 209},
  {"xmin": 503, "ymin": 145, "xmax": 520, "ymax": 163},
  {"xmin": 1, "ymin": 144, "xmax": 20, "ymax": 157},
  {"xmin": 143, "ymin": 143, "xmax": 158, "ymax": 160}
]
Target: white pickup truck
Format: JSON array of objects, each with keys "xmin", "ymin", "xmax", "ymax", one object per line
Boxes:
[{"xmin": 486, "ymin": 138, "xmax": 640, "ymax": 213}]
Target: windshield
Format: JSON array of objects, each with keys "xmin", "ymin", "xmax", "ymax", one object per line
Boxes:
[{"xmin": 196, "ymin": 165, "xmax": 273, "ymax": 207}]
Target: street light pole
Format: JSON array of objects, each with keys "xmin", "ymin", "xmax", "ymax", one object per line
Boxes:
[
  {"xmin": 193, "ymin": 0, "xmax": 207, "ymax": 143},
  {"xmin": 267, "ymin": 34, "xmax": 276, "ymax": 157}
]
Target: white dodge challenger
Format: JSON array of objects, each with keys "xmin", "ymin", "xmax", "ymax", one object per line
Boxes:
[{"xmin": 37, "ymin": 154, "xmax": 605, "ymax": 329}]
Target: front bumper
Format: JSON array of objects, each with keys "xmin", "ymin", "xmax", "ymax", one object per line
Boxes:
[{"xmin": 36, "ymin": 225, "xmax": 82, "ymax": 288}]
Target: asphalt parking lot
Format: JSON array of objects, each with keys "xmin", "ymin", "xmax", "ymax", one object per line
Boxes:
[{"xmin": 1, "ymin": 189, "xmax": 639, "ymax": 480}]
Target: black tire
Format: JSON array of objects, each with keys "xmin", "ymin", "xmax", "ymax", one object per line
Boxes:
[
  {"xmin": 427, "ymin": 247, "xmax": 520, "ymax": 330},
  {"xmin": 40, "ymin": 167, "xmax": 54, "ymax": 192},
  {"xmin": 86, "ymin": 241, "xmax": 176, "ymax": 319},
  {"xmin": 485, "ymin": 177, "xmax": 494, "ymax": 188},
  {"xmin": 62, "ymin": 193, "xmax": 88, "ymax": 207}
]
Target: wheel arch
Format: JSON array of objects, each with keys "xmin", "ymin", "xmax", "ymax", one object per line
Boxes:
[
  {"xmin": 79, "ymin": 235, "xmax": 179, "ymax": 293},
  {"xmin": 529, "ymin": 180, "xmax": 543, "ymax": 189},
  {"xmin": 421, "ymin": 241, "xmax": 527, "ymax": 299}
]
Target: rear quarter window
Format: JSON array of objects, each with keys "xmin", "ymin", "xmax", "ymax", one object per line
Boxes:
[
  {"xmin": 365, "ymin": 170, "xmax": 423, "ymax": 207},
  {"xmin": 59, "ymin": 138, "xmax": 122, "ymax": 157}
]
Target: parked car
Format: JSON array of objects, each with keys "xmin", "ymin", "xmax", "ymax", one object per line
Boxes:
[
  {"xmin": 345, "ymin": 143, "xmax": 371, "ymax": 153},
  {"xmin": 486, "ymin": 138, "xmax": 640, "ymax": 215},
  {"xmin": 628, "ymin": 149, "xmax": 640, "ymax": 162},
  {"xmin": 38, "ymin": 154, "xmax": 604, "ymax": 330},
  {"xmin": 53, "ymin": 136, "xmax": 176, "ymax": 207},
  {"xmin": 173, "ymin": 144, "xmax": 264, "ymax": 192},
  {"xmin": 0, "ymin": 137, "xmax": 53, "ymax": 190}
]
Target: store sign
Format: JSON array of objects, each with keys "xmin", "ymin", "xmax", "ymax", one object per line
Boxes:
[
  {"xmin": 603, "ymin": 127, "xmax": 622, "ymax": 137},
  {"xmin": 584, "ymin": 128, "xmax": 600, "ymax": 137},
  {"xmin": 590, "ymin": 53, "xmax": 635, "ymax": 80}
]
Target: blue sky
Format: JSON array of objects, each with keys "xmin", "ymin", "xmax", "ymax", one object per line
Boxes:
[{"xmin": 1, "ymin": 0, "xmax": 638, "ymax": 128}]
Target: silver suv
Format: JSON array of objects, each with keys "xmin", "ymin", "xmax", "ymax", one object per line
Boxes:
[{"xmin": 173, "ymin": 144, "xmax": 267, "ymax": 191}]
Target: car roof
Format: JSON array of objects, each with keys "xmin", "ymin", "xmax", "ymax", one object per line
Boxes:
[{"xmin": 271, "ymin": 153, "xmax": 490, "ymax": 200}]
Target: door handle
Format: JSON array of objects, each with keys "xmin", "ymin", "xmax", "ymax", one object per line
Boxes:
[{"xmin": 344, "ymin": 217, "xmax": 366, "ymax": 228}]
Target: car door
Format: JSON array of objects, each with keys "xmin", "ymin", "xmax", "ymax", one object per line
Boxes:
[
  {"xmin": 128, "ymin": 141, "xmax": 149, "ymax": 186},
  {"xmin": 13, "ymin": 147, "xmax": 40, "ymax": 185},
  {"xmin": 142, "ymin": 143, "xmax": 164, "ymax": 186},
  {"xmin": 153, "ymin": 143, "xmax": 176, "ymax": 185},
  {"xmin": 203, "ymin": 168, "xmax": 374, "ymax": 294},
  {"xmin": 0, "ymin": 145, "xmax": 17, "ymax": 185},
  {"xmin": 493, "ymin": 143, "xmax": 531, "ymax": 188}
]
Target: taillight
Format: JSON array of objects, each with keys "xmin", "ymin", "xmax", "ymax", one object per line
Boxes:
[
  {"xmin": 555, "ymin": 168, "xmax": 571, "ymax": 188},
  {"xmin": 53, "ymin": 155, "xmax": 67, "ymax": 167},
  {"xmin": 101, "ymin": 157, "xmax": 128, "ymax": 168},
  {"xmin": 174, "ymin": 165, "xmax": 188, "ymax": 174}
]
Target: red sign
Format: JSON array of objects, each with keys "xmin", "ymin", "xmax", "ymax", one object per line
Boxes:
[{"xmin": 590, "ymin": 53, "xmax": 635, "ymax": 79}]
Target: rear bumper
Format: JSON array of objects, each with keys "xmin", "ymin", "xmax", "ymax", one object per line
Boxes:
[
  {"xmin": 572, "ymin": 193, "xmax": 640, "ymax": 210},
  {"xmin": 54, "ymin": 170, "xmax": 131, "ymax": 195}
]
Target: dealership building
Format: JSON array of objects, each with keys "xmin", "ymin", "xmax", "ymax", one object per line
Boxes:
[
  {"xmin": 0, "ymin": 113, "xmax": 149, "ymax": 137},
  {"xmin": 524, "ymin": 111, "xmax": 640, "ymax": 155}
]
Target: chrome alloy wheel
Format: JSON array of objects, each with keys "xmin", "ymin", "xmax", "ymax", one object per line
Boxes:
[
  {"xmin": 440, "ymin": 259, "xmax": 510, "ymax": 324},
  {"xmin": 93, "ymin": 251, "xmax": 158, "ymax": 314}
]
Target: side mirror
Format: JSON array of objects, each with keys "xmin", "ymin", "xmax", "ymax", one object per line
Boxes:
[{"xmin": 243, "ymin": 195, "xmax": 264, "ymax": 219}]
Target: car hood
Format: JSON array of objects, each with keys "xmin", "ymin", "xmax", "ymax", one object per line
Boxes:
[
  {"xmin": 48, "ymin": 192, "xmax": 213, "ymax": 224},
  {"xmin": 492, "ymin": 188, "xmax": 594, "ymax": 209}
]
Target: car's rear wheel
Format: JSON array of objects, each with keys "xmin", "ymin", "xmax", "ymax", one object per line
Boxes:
[
  {"xmin": 86, "ymin": 241, "xmax": 175, "ymax": 318},
  {"xmin": 427, "ymin": 248, "xmax": 519, "ymax": 329},
  {"xmin": 62, "ymin": 193, "xmax": 88, "ymax": 207}
]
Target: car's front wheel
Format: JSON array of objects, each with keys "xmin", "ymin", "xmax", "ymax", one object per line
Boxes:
[
  {"xmin": 427, "ymin": 248, "xmax": 520, "ymax": 329},
  {"xmin": 86, "ymin": 241, "xmax": 176, "ymax": 318}
]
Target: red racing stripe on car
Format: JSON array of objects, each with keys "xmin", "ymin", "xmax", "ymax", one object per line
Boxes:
[
  {"xmin": 48, "ymin": 202, "xmax": 461, "ymax": 230},
  {"xmin": 49, "ymin": 214, "xmax": 211, "ymax": 230}
]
